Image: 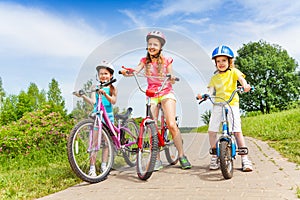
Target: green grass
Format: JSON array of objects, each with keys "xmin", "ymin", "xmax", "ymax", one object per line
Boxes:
[
  {"xmin": 242, "ymin": 108, "xmax": 300, "ymax": 165},
  {"xmin": 0, "ymin": 150, "xmax": 79, "ymax": 200}
]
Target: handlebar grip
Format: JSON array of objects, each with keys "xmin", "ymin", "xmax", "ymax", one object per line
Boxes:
[
  {"xmin": 166, "ymin": 74, "xmax": 180, "ymax": 81},
  {"xmin": 100, "ymin": 78, "xmax": 117, "ymax": 87},
  {"xmin": 78, "ymin": 90, "xmax": 85, "ymax": 96}
]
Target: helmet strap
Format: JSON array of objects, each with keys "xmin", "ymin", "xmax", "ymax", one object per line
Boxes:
[{"xmin": 150, "ymin": 49, "xmax": 162, "ymax": 59}]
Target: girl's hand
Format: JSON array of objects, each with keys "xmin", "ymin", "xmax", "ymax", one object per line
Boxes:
[
  {"xmin": 196, "ymin": 94, "xmax": 202, "ymax": 100},
  {"xmin": 98, "ymin": 89, "xmax": 106, "ymax": 95},
  {"xmin": 73, "ymin": 91, "xmax": 82, "ymax": 97},
  {"xmin": 243, "ymin": 84, "xmax": 251, "ymax": 92},
  {"xmin": 169, "ymin": 75, "xmax": 176, "ymax": 84},
  {"xmin": 120, "ymin": 69, "xmax": 128, "ymax": 75}
]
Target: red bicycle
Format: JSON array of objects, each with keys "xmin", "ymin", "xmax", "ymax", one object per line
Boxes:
[{"xmin": 120, "ymin": 67, "xmax": 179, "ymax": 180}]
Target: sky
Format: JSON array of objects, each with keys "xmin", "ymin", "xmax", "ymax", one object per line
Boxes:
[{"xmin": 1, "ymin": 0, "xmax": 299, "ymax": 127}]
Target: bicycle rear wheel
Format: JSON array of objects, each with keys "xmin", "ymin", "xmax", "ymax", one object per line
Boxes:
[
  {"xmin": 67, "ymin": 119, "xmax": 114, "ymax": 183},
  {"xmin": 136, "ymin": 121, "xmax": 158, "ymax": 180},
  {"xmin": 164, "ymin": 129, "xmax": 178, "ymax": 165},
  {"xmin": 219, "ymin": 140, "xmax": 233, "ymax": 179},
  {"xmin": 121, "ymin": 119, "xmax": 138, "ymax": 167}
]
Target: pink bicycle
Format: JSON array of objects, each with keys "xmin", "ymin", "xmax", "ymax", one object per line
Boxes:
[{"xmin": 68, "ymin": 79, "xmax": 138, "ymax": 183}]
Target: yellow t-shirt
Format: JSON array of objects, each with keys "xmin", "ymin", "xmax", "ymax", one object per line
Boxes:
[{"xmin": 208, "ymin": 68, "xmax": 245, "ymax": 106}]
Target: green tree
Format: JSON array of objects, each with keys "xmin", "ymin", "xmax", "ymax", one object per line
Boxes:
[
  {"xmin": 27, "ymin": 82, "xmax": 47, "ymax": 110},
  {"xmin": 70, "ymin": 79, "xmax": 93, "ymax": 121},
  {"xmin": 16, "ymin": 91, "xmax": 31, "ymax": 119},
  {"xmin": 47, "ymin": 78, "xmax": 66, "ymax": 115},
  {"xmin": 0, "ymin": 77, "xmax": 5, "ymax": 109},
  {"xmin": 201, "ymin": 110, "xmax": 211, "ymax": 125},
  {"xmin": 0, "ymin": 95, "xmax": 18, "ymax": 125},
  {"xmin": 235, "ymin": 40, "xmax": 300, "ymax": 114}
]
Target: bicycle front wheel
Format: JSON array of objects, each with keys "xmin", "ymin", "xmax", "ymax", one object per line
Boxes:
[
  {"xmin": 164, "ymin": 129, "xmax": 178, "ymax": 165},
  {"xmin": 67, "ymin": 119, "xmax": 114, "ymax": 183},
  {"xmin": 219, "ymin": 140, "xmax": 233, "ymax": 179},
  {"xmin": 121, "ymin": 119, "xmax": 138, "ymax": 167},
  {"xmin": 136, "ymin": 121, "xmax": 158, "ymax": 180}
]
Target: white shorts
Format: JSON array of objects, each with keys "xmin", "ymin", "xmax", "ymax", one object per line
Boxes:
[{"xmin": 208, "ymin": 105, "xmax": 242, "ymax": 133}]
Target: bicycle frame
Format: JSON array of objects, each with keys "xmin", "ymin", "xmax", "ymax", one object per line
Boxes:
[
  {"xmin": 215, "ymin": 105, "xmax": 237, "ymax": 158},
  {"xmin": 90, "ymin": 80, "xmax": 136, "ymax": 151},
  {"xmin": 122, "ymin": 67, "xmax": 177, "ymax": 149}
]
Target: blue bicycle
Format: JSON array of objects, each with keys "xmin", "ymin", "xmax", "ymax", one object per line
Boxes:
[{"xmin": 198, "ymin": 87, "xmax": 253, "ymax": 179}]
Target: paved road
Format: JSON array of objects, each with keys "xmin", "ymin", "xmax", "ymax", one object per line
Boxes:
[{"xmin": 39, "ymin": 133, "xmax": 299, "ymax": 200}]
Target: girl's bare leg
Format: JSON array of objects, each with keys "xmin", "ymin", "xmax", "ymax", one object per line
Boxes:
[{"xmin": 161, "ymin": 99, "xmax": 184, "ymax": 158}]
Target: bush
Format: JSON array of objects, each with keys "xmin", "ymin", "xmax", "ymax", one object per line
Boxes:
[{"xmin": 0, "ymin": 105, "xmax": 75, "ymax": 158}]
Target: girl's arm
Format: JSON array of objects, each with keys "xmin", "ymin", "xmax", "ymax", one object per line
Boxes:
[
  {"xmin": 121, "ymin": 62, "xmax": 145, "ymax": 76},
  {"xmin": 238, "ymin": 76, "xmax": 251, "ymax": 92},
  {"xmin": 73, "ymin": 87, "xmax": 96, "ymax": 105},
  {"xmin": 166, "ymin": 62, "xmax": 176, "ymax": 84},
  {"xmin": 82, "ymin": 94, "xmax": 95, "ymax": 105}
]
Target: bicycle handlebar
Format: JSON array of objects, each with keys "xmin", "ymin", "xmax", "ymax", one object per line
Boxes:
[
  {"xmin": 119, "ymin": 66, "xmax": 179, "ymax": 96},
  {"xmin": 197, "ymin": 86, "xmax": 254, "ymax": 105},
  {"xmin": 72, "ymin": 78, "xmax": 117, "ymax": 96}
]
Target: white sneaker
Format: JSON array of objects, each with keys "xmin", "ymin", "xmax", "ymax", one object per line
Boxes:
[
  {"xmin": 101, "ymin": 164, "xmax": 107, "ymax": 172},
  {"xmin": 88, "ymin": 169, "xmax": 97, "ymax": 177},
  {"xmin": 154, "ymin": 160, "xmax": 163, "ymax": 171},
  {"xmin": 210, "ymin": 156, "xmax": 219, "ymax": 170},
  {"xmin": 242, "ymin": 158, "xmax": 253, "ymax": 172}
]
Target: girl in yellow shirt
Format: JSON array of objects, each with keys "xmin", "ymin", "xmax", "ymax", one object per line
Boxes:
[{"xmin": 198, "ymin": 45, "xmax": 253, "ymax": 172}]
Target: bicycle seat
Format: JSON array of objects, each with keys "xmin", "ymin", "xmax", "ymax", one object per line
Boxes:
[
  {"xmin": 146, "ymin": 89, "xmax": 156, "ymax": 97},
  {"xmin": 115, "ymin": 107, "xmax": 133, "ymax": 121}
]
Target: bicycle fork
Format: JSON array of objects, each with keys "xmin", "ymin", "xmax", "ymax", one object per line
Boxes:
[{"xmin": 210, "ymin": 107, "xmax": 248, "ymax": 157}]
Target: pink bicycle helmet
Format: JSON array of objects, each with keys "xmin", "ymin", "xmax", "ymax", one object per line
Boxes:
[
  {"xmin": 146, "ymin": 30, "xmax": 166, "ymax": 47},
  {"xmin": 96, "ymin": 60, "xmax": 115, "ymax": 74}
]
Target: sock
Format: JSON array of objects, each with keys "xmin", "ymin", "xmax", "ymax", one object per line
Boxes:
[
  {"xmin": 101, "ymin": 162, "xmax": 107, "ymax": 169},
  {"xmin": 90, "ymin": 165, "xmax": 95, "ymax": 171},
  {"xmin": 242, "ymin": 156, "xmax": 249, "ymax": 162}
]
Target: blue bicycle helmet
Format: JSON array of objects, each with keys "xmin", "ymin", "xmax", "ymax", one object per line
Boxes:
[{"xmin": 211, "ymin": 45, "xmax": 234, "ymax": 59}]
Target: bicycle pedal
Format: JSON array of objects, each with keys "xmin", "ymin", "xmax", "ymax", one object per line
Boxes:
[{"xmin": 238, "ymin": 147, "xmax": 248, "ymax": 155}]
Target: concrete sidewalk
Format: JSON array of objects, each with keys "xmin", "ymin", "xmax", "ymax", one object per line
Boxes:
[{"xmin": 39, "ymin": 133, "xmax": 299, "ymax": 200}]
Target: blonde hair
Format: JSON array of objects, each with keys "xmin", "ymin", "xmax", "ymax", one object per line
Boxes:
[{"xmin": 145, "ymin": 52, "xmax": 164, "ymax": 76}]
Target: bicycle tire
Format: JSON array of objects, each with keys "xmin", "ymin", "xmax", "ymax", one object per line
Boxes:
[
  {"xmin": 121, "ymin": 119, "xmax": 138, "ymax": 167},
  {"xmin": 136, "ymin": 121, "xmax": 158, "ymax": 180},
  {"xmin": 219, "ymin": 140, "xmax": 233, "ymax": 179},
  {"xmin": 67, "ymin": 119, "xmax": 114, "ymax": 183},
  {"xmin": 164, "ymin": 129, "xmax": 178, "ymax": 165}
]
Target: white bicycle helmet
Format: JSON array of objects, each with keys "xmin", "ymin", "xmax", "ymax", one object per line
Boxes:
[
  {"xmin": 96, "ymin": 60, "xmax": 114, "ymax": 74},
  {"xmin": 146, "ymin": 30, "xmax": 166, "ymax": 47}
]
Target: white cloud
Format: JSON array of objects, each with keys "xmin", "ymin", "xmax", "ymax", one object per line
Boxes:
[
  {"xmin": 118, "ymin": 9, "xmax": 146, "ymax": 28},
  {"xmin": 0, "ymin": 2, "xmax": 105, "ymax": 58},
  {"xmin": 151, "ymin": 0, "xmax": 219, "ymax": 18},
  {"xmin": 0, "ymin": 2, "xmax": 109, "ymax": 113},
  {"xmin": 183, "ymin": 18, "xmax": 210, "ymax": 25}
]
